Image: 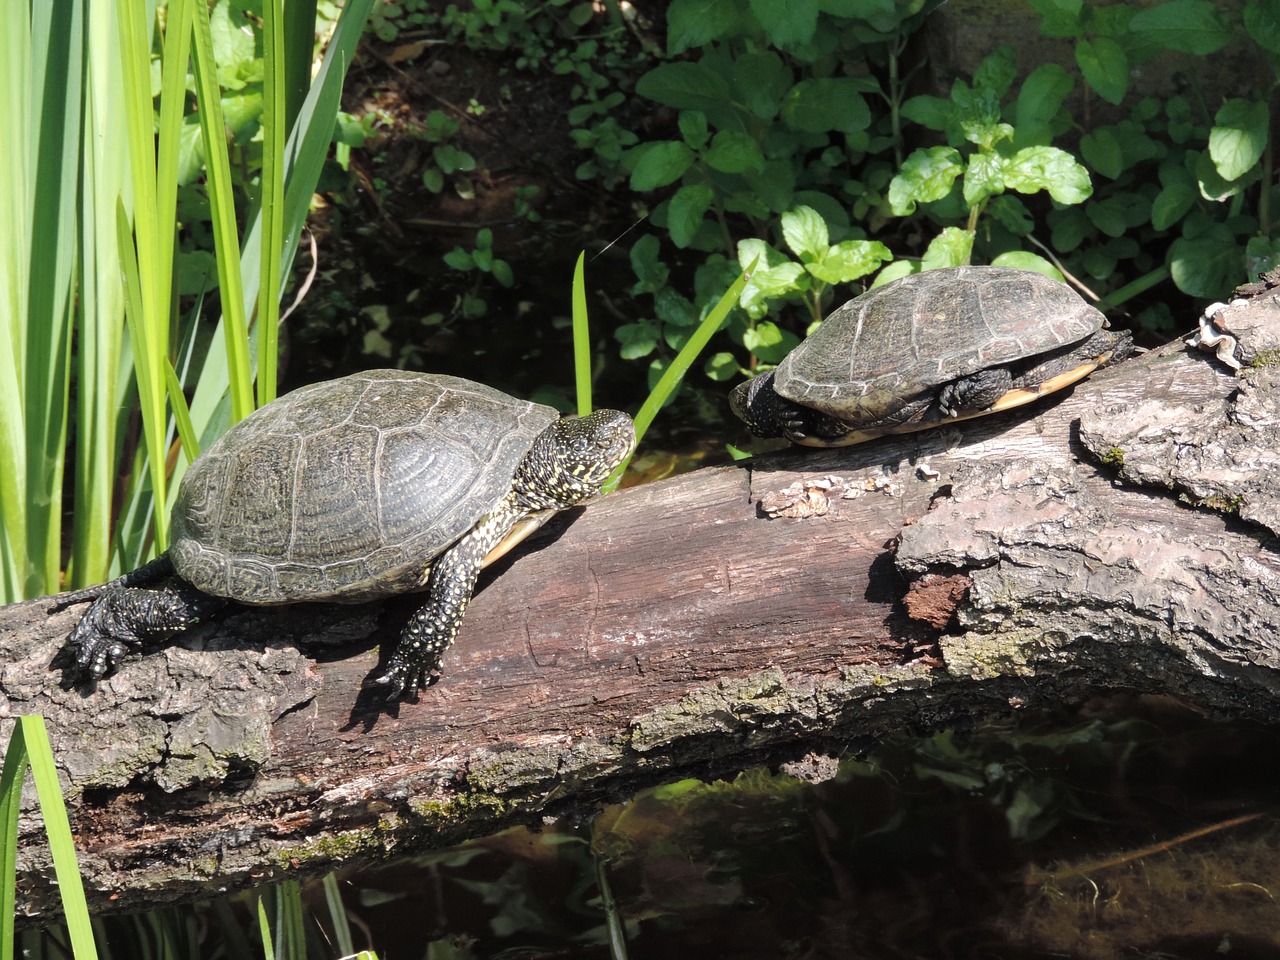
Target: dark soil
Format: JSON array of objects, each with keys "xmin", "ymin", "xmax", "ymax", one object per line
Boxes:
[{"xmin": 284, "ymin": 25, "xmax": 658, "ymax": 415}]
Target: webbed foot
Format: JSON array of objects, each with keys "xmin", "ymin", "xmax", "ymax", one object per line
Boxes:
[
  {"xmin": 367, "ymin": 656, "xmax": 442, "ymax": 701},
  {"xmin": 60, "ymin": 580, "xmax": 224, "ymax": 683}
]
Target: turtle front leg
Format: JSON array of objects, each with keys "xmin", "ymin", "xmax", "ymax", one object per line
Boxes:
[
  {"xmin": 371, "ymin": 495, "xmax": 519, "ymax": 699},
  {"xmin": 62, "ymin": 579, "xmax": 226, "ymax": 682}
]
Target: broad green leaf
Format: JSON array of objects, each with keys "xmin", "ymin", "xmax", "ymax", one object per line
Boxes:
[
  {"xmin": 951, "ymin": 82, "xmax": 1009, "ymax": 150},
  {"xmin": 1209, "ymin": 99, "xmax": 1268, "ymax": 182},
  {"xmin": 921, "ymin": 227, "xmax": 974, "ymax": 268},
  {"xmin": 991, "ymin": 250, "xmax": 1060, "ymax": 275},
  {"xmin": 780, "ymin": 205, "xmax": 829, "ymax": 261},
  {"xmin": 630, "ymin": 233, "xmax": 670, "ymax": 293},
  {"xmin": 737, "ymin": 239, "xmax": 806, "ymax": 317},
  {"xmin": 443, "ymin": 247, "xmax": 473, "ymax": 270},
  {"xmin": 702, "ymin": 130, "xmax": 764, "ymax": 174},
  {"xmin": 973, "ymin": 45, "xmax": 1017, "ymax": 96},
  {"xmin": 818, "ymin": 0, "xmax": 897, "ymax": 19},
  {"xmin": 629, "ymin": 141, "xmax": 694, "ymax": 191},
  {"xmin": 1080, "ymin": 128, "xmax": 1124, "ymax": 179},
  {"xmin": 210, "ymin": 0, "xmax": 257, "ymax": 89},
  {"xmin": 1169, "ymin": 225, "xmax": 1242, "ymax": 298},
  {"xmin": 616, "ymin": 320, "xmax": 661, "ymax": 359},
  {"xmin": 1245, "ymin": 234, "xmax": 1280, "ymax": 276},
  {"xmin": 667, "ymin": 183, "xmax": 715, "ymax": 248},
  {"xmin": 743, "ymin": 320, "xmax": 801, "ymax": 364},
  {"xmin": 1128, "ymin": 0, "xmax": 1232, "ymax": 54},
  {"xmin": 732, "ymin": 50, "xmax": 792, "ymax": 120},
  {"xmin": 1244, "ymin": 0, "xmax": 1280, "ymax": 54},
  {"xmin": 1075, "ymin": 37, "xmax": 1127, "ymax": 105},
  {"xmin": 1028, "ymin": 0, "xmax": 1084, "ymax": 36},
  {"xmin": 900, "ymin": 95, "xmax": 951, "ymax": 131},
  {"xmin": 1004, "ymin": 146, "xmax": 1092, "ymax": 204},
  {"xmin": 887, "ymin": 146, "xmax": 963, "ymax": 215},
  {"xmin": 988, "ymin": 195, "xmax": 1034, "ymax": 236},
  {"xmin": 1151, "ymin": 182, "xmax": 1196, "ymax": 230},
  {"xmin": 873, "ymin": 260, "xmax": 920, "ymax": 285},
  {"xmin": 1015, "ymin": 64, "xmax": 1074, "ymax": 129},
  {"xmin": 636, "ymin": 61, "xmax": 732, "ymax": 112},
  {"xmin": 1195, "ymin": 148, "xmax": 1258, "ymax": 200},
  {"xmin": 655, "ymin": 286, "xmax": 698, "ymax": 326},
  {"xmin": 744, "ymin": 159, "xmax": 797, "ymax": 214},
  {"xmin": 748, "ymin": 0, "xmax": 821, "ymax": 47},
  {"xmin": 806, "ymin": 240, "xmax": 893, "ymax": 283},
  {"xmin": 963, "ymin": 151, "xmax": 1005, "ymax": 207},
  {"xmin": 678, "ymin": 110, "xmax": 709, "ymax": 150},
  {"xmin": 666, "ymin": 0, "xmax": 742, "ymax": 52},
  {"xmin": 703, "ymin": 351, "xmax": 740, "ymax": 381},
  {"xmin": 1048, "ymin": 207, "xmax": 1091, "ymax": 252},
  {"xmin": 1087, "ymin": 193, "xmax": 1151, "ymax": 237},
  {"xmin": 781, "ymin": 78, "xmax": 871, "ymax": 133},
  {"xmin": 490, "ymin": 259, "xmax": 514, "ymax": 287}
]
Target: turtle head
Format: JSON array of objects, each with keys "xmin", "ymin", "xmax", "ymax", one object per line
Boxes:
[
  {"xmin": 730, "ymin": 371, "xmax": 788, "ymax": 438},
  {"xmin": 517, "ymin": 409, "xmax": 636, "ymax": 509}
]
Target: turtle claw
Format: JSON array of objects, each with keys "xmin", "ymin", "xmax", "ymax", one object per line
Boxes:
[
  {"xmin": 62, "ymin": 593, "xmax": 149, "ymax": 682},
  {"xmin": 58, "ymin": 580, "xmax": 224, "ymax": 684},
  {"xmin": 368, "ymin": 661, "xmax": 440, "ymax": 701}
]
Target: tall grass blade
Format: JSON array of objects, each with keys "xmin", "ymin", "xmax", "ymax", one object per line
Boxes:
[
  {"xmin": 257, "ymin": 898, "xmax": 276, "ymax": 960},
  {"xmin": 572, "ymin": 252, "xmax": 592, "ymax": 416},
  {"xmin": 2, "ymin": 717, "xmax": 99, "ymax": 959},
  {"xmin": 189, "ymin": 0, "xmax": 253, "ymax": 424},
  {"xmin": 605, "ymin": 261, "xmax": 756, "ymax": 490},
  {"xmin": 24, "ymin": 0, "xmax": 82, "ymax": 599},
  {"xmin": 282, "ymin": 0, "xmax": 318, "ymax": 127},
  {"xmin": 322, "ymin": 873, "xmax": 356, "ymax": 957},
  {"xmin": 71, "ymin": 0, "xmax": 130, "ymax": 588},
  {"xmin": 258, "ymin": 0, "xmax": 287, "ymax": 408},
  {"xmin": 0, "ymin": 0, "xmax": 31, "ymax": 602},
  {"xmin": 117, "ymin": 0, "xmax": 172, "ymax": 551},
  {"xmin": 0, "ymin": 722, "xmax": 30, "ymax": 960},
  {"xmin": 183, "ymin": 0, "xmax": 375, "ymax": 462}
]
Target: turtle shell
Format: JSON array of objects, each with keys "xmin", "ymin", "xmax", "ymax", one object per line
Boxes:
[
  {"xmin": 170, "ymin": 371, "xmax": 559, "ymax": 604},
  {"xmin": 773, "ymin": 266, "xmax": 1105, "ymax": 425}
]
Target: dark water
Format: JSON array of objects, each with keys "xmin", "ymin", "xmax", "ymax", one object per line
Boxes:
[
  {"xmin": 309, "ymin": 697, "xmax": 1280, "ymax": 960},
  {"xmin": 49, "ymin": 696, "xmax": 1280, "ymax": 959}
]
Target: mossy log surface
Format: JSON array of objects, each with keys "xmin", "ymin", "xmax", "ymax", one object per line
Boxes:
[{"xmin": 5, "ymin": 291, "xmax": 1280, "ymax": 921}]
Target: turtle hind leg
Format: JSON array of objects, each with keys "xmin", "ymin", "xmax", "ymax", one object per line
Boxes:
[
  {"xmin": 52, "ymin": 554, "xmax": 176, "ymax": 609},
  {"xmin": 60, "ymin": 579, "xmax": 225, "ymax": 682},
  {"xmin": 936, "ymin": 367, "xmax": 1014, "ymax": 418}
]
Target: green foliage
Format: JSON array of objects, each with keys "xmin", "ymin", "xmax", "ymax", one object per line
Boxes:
[
  {"xmin": 420, "ymin": 109, "xmax": 478, "ymax": 194},
  {"xmin": 1018, "ymin": 0, "xmax": 1278, "ymax": 311},
  {"xmin": 2, "ymin": 717, "xmax": 98, "ymax": 960},
  {"xmin": 609, "ymin": 0, "xmax": 1279, "ymax": 396}
]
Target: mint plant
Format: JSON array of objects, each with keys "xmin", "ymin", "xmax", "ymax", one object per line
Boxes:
[
  {"xmin": 889, "ymin": 46, "xmax": 1093, "ymax": 274},
  {"xmin": 1023, "ymin": 0, "xmax": 1278, "ymax": 308}
]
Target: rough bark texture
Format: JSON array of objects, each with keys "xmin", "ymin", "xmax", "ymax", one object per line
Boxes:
[{"xmin": 5, "ymin": 291, "xmax": 1280, "ymax": 922}]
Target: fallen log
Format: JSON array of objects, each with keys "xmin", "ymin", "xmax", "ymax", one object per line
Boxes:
[{"xmin": 5, "ymin": 288, "xmax": 1280, "ymax": 920}]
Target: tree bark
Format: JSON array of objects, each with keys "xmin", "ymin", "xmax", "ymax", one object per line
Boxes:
[{"xmin": 5, "ymin": 290, "xmax": 1280, "ymax": 921}]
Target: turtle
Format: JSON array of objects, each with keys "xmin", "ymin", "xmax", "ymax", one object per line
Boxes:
[
  {"xmin": 731, "ymin": 266, "xmax": 1133, "ymax": 446},
  {"xmin": 57, "ymin": 370, "xmax": 636, "ymax": 698}
]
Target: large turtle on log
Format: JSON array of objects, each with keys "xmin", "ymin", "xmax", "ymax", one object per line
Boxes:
[{"xmin": 58, "ymin": 370, "xmax": 635, "ymax": 698}]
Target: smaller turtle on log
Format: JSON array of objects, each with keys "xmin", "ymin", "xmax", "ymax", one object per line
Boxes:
[
  {"xmin": 56, "ymin": 371, "xmax": 635, "ymax": 698},
  {"xmin": 732, "ymin": 265, "xmax": 1132, "ymax": 446}
]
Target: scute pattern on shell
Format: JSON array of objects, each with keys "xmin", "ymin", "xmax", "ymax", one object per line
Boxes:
[
  {"xmin": 170, "ymin": 371, "xmax": 559, "ymax": 604},
  {"xmin": 774, "ymin": 266, "xmax": 1105, "ymax": 423}
]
